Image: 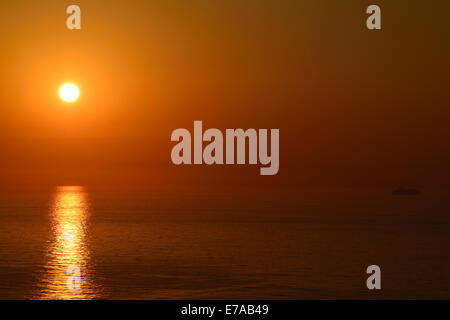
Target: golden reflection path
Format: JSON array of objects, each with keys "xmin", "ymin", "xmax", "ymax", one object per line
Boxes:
[{"xmin": 38, "ymin": 186, "xmax": 99, "ymax": 299}]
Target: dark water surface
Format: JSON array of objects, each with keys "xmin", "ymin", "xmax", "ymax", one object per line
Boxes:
[{"xmin": 0, "ymin": 187, "xmax": 449, "ymax": 299}]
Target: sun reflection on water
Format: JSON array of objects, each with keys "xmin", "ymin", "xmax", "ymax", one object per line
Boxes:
[{"xmin": 38, "ymin": 186, "xmax": 99, "ymax": 299}]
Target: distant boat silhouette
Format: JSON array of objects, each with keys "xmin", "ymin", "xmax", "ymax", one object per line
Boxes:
[{"xmin": 392, "ymin": 187, "xmax": 421, "ymax": 195}]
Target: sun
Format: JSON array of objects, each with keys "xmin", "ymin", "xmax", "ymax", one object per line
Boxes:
[{"xmin": 59, "ymin": 83, "xmax": 80, "ymax": 103}]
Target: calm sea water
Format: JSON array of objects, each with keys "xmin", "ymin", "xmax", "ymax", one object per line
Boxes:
[{"xmin": 0, "ymin": 187, "xmax": 449, "ymax": 299}]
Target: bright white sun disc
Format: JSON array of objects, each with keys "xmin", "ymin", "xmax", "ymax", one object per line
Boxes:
[{"xmin": 59, "ymin": 84, "xmax": 79, "ymax": 102}]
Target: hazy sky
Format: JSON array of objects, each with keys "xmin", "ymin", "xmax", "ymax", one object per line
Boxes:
[{"xmin": 1, "ymin": 0, "xmax": 449, "ymax": 191}]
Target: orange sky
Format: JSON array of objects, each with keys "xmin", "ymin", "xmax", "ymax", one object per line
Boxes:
[{"xmin": 1, "ymin": 0, "xmax": 449, "ymax": 191}]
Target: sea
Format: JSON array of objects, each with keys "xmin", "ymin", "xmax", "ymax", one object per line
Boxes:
[{"xmin": 0, "ymin": 187, "xmax": 449, "ymax": 299}]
